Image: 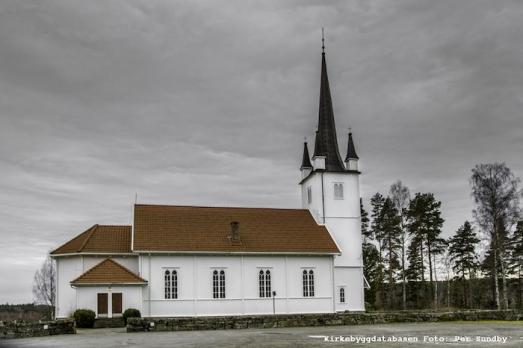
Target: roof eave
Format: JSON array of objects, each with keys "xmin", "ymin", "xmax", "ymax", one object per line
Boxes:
[
  {"xmin": 50, "ymin": 252, "xmax": 135, "ymax": 258},
  {"xmin": 132, "ymin": 250, "xmax": 341, "ymax": 256},
  {"xmin": 70, "ymin": 282, "xmax": 148, "ymax": 287}
]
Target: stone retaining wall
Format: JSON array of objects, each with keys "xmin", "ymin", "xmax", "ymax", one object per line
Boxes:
[
  {"xmin": 127, "ymin": 310, "xmax": 522, "ymax": 332},
  {"xmin": 0, "ymin": 319, "xmax": 76, "ymax": 339}
]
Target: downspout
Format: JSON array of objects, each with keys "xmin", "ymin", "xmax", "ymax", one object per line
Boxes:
[
  {"xmin": 321, "ymin": 172, "xmax": 326, "ymax": 224},
  {"xmin": 148, "ymin": 253, "xmax": 151, "ymax": 317}
]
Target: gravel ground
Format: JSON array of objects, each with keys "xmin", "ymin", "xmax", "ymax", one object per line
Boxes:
[{"xmin": 2, "ymin": 321, "xmax": 522, "ymax": 348}]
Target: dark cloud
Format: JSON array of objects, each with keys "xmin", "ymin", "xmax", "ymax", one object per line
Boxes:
[{"xmin": 1, "ymin": 0, "xmax": 522, "ymax": 303}]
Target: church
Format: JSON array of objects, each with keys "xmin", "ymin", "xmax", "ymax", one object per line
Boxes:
[{"xmin": 51, "ymin": 44, "xmax": 365, "ymax": 319}]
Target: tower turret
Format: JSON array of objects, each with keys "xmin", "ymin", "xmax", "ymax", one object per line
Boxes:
[
  {"xmin": 345, "ymin": 131, "xmax": 359, "ymax": 171},
  {"xmin": 300, "ymin": 141, "xmax": 313, "ymax": 179}
]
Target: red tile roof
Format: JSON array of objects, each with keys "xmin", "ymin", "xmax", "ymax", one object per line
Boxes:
[
  {"xmin": 133, "ymin": 204, "xmax": 340, "ymax": 254},
  {"xmin": 70, "ymin": 259, "xmax": 146, "ymax": 285},
  {"xmin": 51, "ymin": 225, "xmax": 132, "ymax": 255}
]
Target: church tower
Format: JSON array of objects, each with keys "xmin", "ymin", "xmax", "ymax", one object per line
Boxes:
[{"xmin": 299, "ymin": 34, "xmax": 364, "ymax": 311}]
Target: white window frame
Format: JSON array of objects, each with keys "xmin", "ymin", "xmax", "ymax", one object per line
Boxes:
[
  {"xmin": 212, "ymin": 269, "xmax": 226, "ymax": 299},
  {"xmin": 334, "ymin": 182, "xmax": 344, "ymax": 200},
  {"xmin": 258, "ymin": 268, "xmax": 272, "ymax": 298},
  {"xmin": 339, "ymin": 286, "xmax": 346, "ymax": 303},
  {"xmin": 163, "ymin": 268, "xmax": 179, "ymax": 299},
  {"xmin": 302, "ymin": 268, "xmax": 315, "ymax": 297}
]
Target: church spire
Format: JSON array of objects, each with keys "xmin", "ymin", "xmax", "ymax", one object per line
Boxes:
[
  {"xmin": 300, "ymin": 141, "xmax": 313, "ymax": 169},
  {"xmin": 345, "ymin": 129, "xmax": 359, "ymax": 161},
  {"xmin": 312, "ymin": 30, "xmax": 345, "ymax": 172}
]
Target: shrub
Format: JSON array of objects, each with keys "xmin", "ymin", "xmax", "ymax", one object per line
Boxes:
[
  {"xmin": 73, "ymin": 309, "xmax": 96, "ymax": 328},
  {"xmin": 123, "ymin": 308, "xmax": 141, "ymax": 325}
]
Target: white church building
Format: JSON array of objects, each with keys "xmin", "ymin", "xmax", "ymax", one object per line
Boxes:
[{"xmin": 51, "ymin": 45, "xmax": 365, "ymax": 319}]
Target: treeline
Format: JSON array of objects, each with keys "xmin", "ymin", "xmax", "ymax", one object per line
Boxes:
[
  {"xmin": 362, "ymin": 162, "xmax": 523, "ymax": 311},
  {"xmin": 0, "ymin": 303, "xmax": 53, "ymax": 321}
]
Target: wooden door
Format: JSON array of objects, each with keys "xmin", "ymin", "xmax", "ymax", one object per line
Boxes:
[
  {"xmin": 97, "ymin": 293, "xmax": 108, "ymax": 315},
  {"xmin": 112, "ymin": 293, "xmax": 122, "ymax": 314}
]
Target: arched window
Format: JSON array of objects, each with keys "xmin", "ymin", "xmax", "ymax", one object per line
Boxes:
[
  {"xmin": 302, "ymin": 269, "xmax": 315, "ymax": 297},
  {"xmin": 265, "ymin": 270, "xmax": 271, "ymax": 298},
  {"xmin": 164, "ymin": 269, "xmax": 178, "ymax": 299},
  {"xmin": 219, "ymin": 270, "xmax": 226, "ymax": 298},
  {"xmin": 308, "ymin": 270, "xmax": 315, "ymax": 297},
  {"xmin": 302, "ymin": 270, "xmax": 309, "ymax": 297},
  {"xmin": 334, "ymin": 183, "xmax": 344, "ymax": 200},
  {"xmin": 213, "ymin": 270, "xmax": 219, "ymax": 298},
  {"xmin": 164, "ymin": 270, "xmax": 171, "ymax": 299},
  {"xmin": 259, "ymin": 270, "xmax": 265, "ymax": 297},
  {"xmin": 259, "ymin": 269, "xmax": 272, "ymax": 298},
  {"xmin": 171, "ymin": 270, "xmax": 178, "ymax": 299},
  {"xmin": 339, "ymin": 287, "xmax": 345, "ymax": 303},
  {"xmin": 213, "ymin": 269, "xmax": 226, "ymax": 298}
]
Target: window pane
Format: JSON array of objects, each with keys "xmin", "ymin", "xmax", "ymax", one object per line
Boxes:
[
  {"xmin": 265, "ymin": 270, "xmax": 271, "ymax": 297},
  {"xmin": 259, "ymin": 270, "xmax": 265, "ymax": 298},
  {"xmin": 308, "ymin": 270, "xmax": 315, "ymax": 297},
  {"xmin": 302, "ymin": 270, "xmax": 308, "ymax": 297}
]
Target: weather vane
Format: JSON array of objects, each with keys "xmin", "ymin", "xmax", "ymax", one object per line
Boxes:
[{"xmin": 322, "ymin": 27, "xmax": 325, "ymax": 53}]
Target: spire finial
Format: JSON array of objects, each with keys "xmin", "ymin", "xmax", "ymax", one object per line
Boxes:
[
  {"xmin": 321, "ymin": 27, "xmax": 325, "ymax": 53},
  {"xmin": 304, "ymin": 136, "xmax": 307, "ymax": 143},
  {"xmin": 348, "ymin": 126, "xmax": 352, "ymax": 134}
]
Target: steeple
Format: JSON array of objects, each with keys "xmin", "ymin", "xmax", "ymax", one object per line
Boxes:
[
  {"xmin": 345, "ymin": 130, "xmax": 359, "ymax": 161},
  {"xmin": 312, "ymin": 30, "xmax": 346, "ymax": 172},
  {"xmin": 345, "ymin": 130, "xmax": 359, "ymax": 171},
  {"xmin": 300, "ymin": 141, "xmax": 313, "ymax": 169}
]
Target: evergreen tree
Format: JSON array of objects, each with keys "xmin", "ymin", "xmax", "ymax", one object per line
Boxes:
[
  {"xmin": 370, "ymin": 192, "xmax": 386, "ymax": 308},
  {"xmin": 361, "ymin": 199, "xmax": 380, "ymax": 308},
  {"xmin": 449, "ymin": 221, "xmax": 480, "ymax": 308},
  {"xmin": 380, "ymin": 197, "xmax": 402, "ymax": 308},
  {"xmin": 406, "ymin": 234, "xmax": 425, "ymax": 308},
  {"xmin": 406, "ymin": 193, "xmax": 445, "ymax": 309}
]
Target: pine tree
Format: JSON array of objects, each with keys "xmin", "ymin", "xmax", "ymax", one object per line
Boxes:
[
  {"xmin": 406, "ymin": 193, "xmax": 445, "ymax": 309},
  {"xmin": 406, "ymin": 234, "xmax": 424, "ymax": 308},
  {"xmin": 380, "ymin": 197, "xmax": 402, "ymax": 309},
  {"xmin": 361, "ymin": 199, "xmax": 380, "ymax": 308},
  {"xmin": 370, "ymin": 192, "xmax": 386, "ymax": 308},
  {"xmin": 448, "ymin": 221, "xmax": 480, "ymax": 308}
]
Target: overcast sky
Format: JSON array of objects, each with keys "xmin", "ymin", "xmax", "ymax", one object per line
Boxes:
[{"xmin": 1, "ymin": 0, "xmax": 522, "ymax": 303}]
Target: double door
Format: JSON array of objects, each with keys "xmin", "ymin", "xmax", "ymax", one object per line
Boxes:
[{"xmin": 97, "ymin": 292, "xmax": 122, "ymax": 317}]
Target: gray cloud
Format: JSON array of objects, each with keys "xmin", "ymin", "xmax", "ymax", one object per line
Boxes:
[{"xmin": 1, "ymin": 0, "xmax": 522, "ymax": 303}]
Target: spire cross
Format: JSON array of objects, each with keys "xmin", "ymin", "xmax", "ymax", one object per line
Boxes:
[{"xmin": 321, "ymin": 27, "xmax": 325, "ymax": 53}]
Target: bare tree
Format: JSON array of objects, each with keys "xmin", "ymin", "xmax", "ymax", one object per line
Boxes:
[
  {"xmin": 32, "ymin": 254, "xmax": 56, "ymax": 318},
  {"xmin": 470, "ymin": 163, "xmax": 521, "ymax": 310},
  {"xmin": 390, "ymin": 180, "xmax": 410, "ymax": 310}
]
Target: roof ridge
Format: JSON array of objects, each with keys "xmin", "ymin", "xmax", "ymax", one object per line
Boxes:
[
  {"xmin": 50, "ymin": 225, "xmax": 95, "ymax": 255},
  {"xmin": 134, "ymin": 204, "xmax": 308, "ymax": 211},
  {"xmin": 77, "ymin": 224, "xmax": 98, "ymax": 252}
]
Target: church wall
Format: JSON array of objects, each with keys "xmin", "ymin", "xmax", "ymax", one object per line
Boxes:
[
  {"xmin": 334, "ymin": 266, "xmax": 365, "ymax": 312},
  {"xmin": 55, "ymin": 256, "xmax": 82, "ymax": 318},
  {"xmin": 76, "ymin": 286, "xmax": 142, "ymax": 318},
  {"xmin": 54, "ymin": 255, "xmax": 139, "ymax": 318},
  {"xmin": 139, "ymin": 254, "xmax": 336, "ymax": 317}
]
